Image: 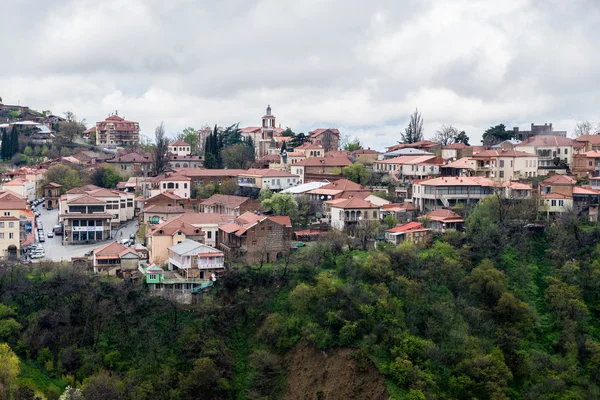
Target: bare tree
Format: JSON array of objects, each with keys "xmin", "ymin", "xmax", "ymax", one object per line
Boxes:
[
  {"xmin": 63, "ymin": 111, "xmax": 77, "ymax": 122},
  {"xmin": 434, "ymin": 125, "xmax": 460, "ymax": 146},
  {"xmin": 153, "ymin": 122, "xmax": 169, "ymax": 175},
  {"xmin": 573, "ymin": 121, "xmax": 598, "ymax": 137},
  {"xmin": 400, "ymin": 108, "xmax": 424, "ymax": 144}
]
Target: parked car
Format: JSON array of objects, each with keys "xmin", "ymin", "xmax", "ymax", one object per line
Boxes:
[
  {"xmin": 30, "ymin": 252, "xmax": 45, "ymax": 259},
  {"xmin": 129, "ymin": 233, "xmax": 136, "ymax": 240},
  {"xmin": 118, "ymin": 238, "xmax": 129, "ymax": 245},
  {"xmin": 38, "ymin": 236, "xmax": 45, "ymax": 242},
  {"xmin": 47, "ymin": 232, "xmax": 54, "ymax": 238}
]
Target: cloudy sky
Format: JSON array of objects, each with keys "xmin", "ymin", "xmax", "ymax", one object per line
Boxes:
[{"xmin": 1, "ymin": 0, "xmax": 598, "ymax": 149}]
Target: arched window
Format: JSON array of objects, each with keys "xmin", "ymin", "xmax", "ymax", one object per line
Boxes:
[
  {"xmin": 183, "ymin": 163, "xmax": 188, "ymax": 167},
  {"xmin": 167, "ymin": 183, "xmax": 175, "ymax": 189},
  {"xmin": 175, "ymin": 163, "xmax": 180, "ymax": 168}
]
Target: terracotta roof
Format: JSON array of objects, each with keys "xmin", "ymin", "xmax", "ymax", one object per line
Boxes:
[
  {"xmin": 474, "ymin": 150, "xmax": 537, "ymax": 158},
  {"xmin": 442, "ymin": 157, "xmax": 474, "ymax": 169},
  {"xmin": 573, "ymin": 186, "xmax": 600, "ymax": 195},
  {"xmin": 200, "ymin": 194, "xmax": 251, "ymax": 207},
  {"xmin": 516, "ymin": 135, "xmax": 576, "ymax": 147},
  {"xmin": 351, "ymin": 148, "xmax": 380, "ymax": 155},
  {"xmin": 382, "ymin": 202, "xmax": 417, "ymax": 212},
  {"xmin": 387, "ymin": 221, "xmax": 428, "ymax": 234},
  {"xmin": 295, "ymin": 142, "xmax": 323, "ymax": 150},
  {"xmin": 375, "ymin": 155, "xmax": 436, "ymax": 165},
  {"xmin": 268, "ymin": 215, "xmax": 292, "ymax": 227},
  {"xmin": 169, "ymin": 140, "xmax": 189, "ymax": 146},
  {"xmin": 425, "ymin": 209, "xmax": 464, "ymax": 222},
  {"xmin": 219, "ymin": 222, "xmax": 242, "ymax": 234},
  {"xmin": 3, "ymin": 178, "xmax": 28, "ymax": 186},
  {"xmin": 576, "ymin": 135, "xmax": 600, "ymax": 145},
  {"xmin": 575, "ymin": 150, "xmax": 600, "ymax": 158},
  {"xmin": 87, "ymin": 188, "xmax": 121, "ymax": 197},
  {"xmin": 148, "ymin": 219, "xmax": 205, "ymax": 237},
  {"xmin": 171, "ymin": 213, "xmax": 230, "ymax": 225},
  {"xmin": 93, "ymin": 241, "xmax": 138, "ymax": 258},
  {"xmin": 386, "ymin": 140, "xmax": 439, "ymax": 152},
  {"xmin": 80, "ymin": 184, "xmax": 102, "ymax": 191},
  {"xmin": 326, "ymin": 197, "xmax": 379, "ymax": 209},
  {"xmin": 158, "ymin": 174, "xmax": 191, "ymax": 182},
  {"xmin": 286, "ymin": 152, "xmax": 305, "ymax": 157},
  {"xmin": 319, "ymin": 179, "xmax": 369, "ymax": 192},
  {"xmin": 107, "ymin": 152, "xmax": 152, "ymax": 163},
  {"xmin": 416, "ymin": 176, "xmax": 496, "ymax": 187},
  {"xmin": 66, "ymin": 188, "xmax": 87, "ymax": 195},
  {"xmin": 539, "ymin": 175, "xmax": 577, "ymax": 186},
  {"xmin": 293, "ymin": 157, "xmax": 352, "ymax": 167},
  {"xmin": 240, "ymin": 169, "xmax": 298, "ymax": 177},
  {"xmin": 0, "ymin": 191, "xmax": 29, "ymax": 210},
  {"xmin": 67, "ymin": 194, "xmax": 107, "ymax": 205},
  {"xmin": 442, "ymin": 143, "xmax": 469, "ymax": 149},
  {"xmin": 144, "ymin": 192, "xmax": 184, "ymax": 204}
]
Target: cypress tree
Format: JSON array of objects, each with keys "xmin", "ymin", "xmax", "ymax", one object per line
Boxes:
[
  {"xmin": 0, "ymin": 130, "xmax": 8, "ymax": 160},
  {"xmin": 10, "ymin": 129, "xmax": 19, "ymax": 158}
]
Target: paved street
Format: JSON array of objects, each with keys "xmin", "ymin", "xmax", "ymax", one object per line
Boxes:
[{"xmin": 33, "ymin": 205, "xmax": 139, "ymax": 262}]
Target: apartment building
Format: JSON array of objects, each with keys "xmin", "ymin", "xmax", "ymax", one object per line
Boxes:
[{"xmin": 95, "ymin": 113, "xmax": 140, "ymax": 146}]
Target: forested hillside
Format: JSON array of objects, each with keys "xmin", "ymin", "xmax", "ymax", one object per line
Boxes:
[{"xmin": 2, "ymin": 198, "xmax": 600, "ymax": 399}]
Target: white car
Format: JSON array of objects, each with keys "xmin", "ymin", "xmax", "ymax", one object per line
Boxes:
[
  {"xmin": 47, "ymin": 232, "xmax": 54, "ymax": 238},
  {"xmin": 30, "ymin": 252, "xmax": 45, "ymax": 259}
]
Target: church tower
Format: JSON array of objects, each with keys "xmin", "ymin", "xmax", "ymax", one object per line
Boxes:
[{"xmin": 261, "ymin": 105, "xmax": 276, "ymax": 139}]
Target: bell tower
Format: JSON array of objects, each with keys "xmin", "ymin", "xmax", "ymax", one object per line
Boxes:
[{"xmin": 261, "ymin": 105, "xmax": 276, "ymax": 139}]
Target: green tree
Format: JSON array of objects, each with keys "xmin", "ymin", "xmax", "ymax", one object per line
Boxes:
[
  {"xmin": 259, "ymin": 186, "xmax": 273, "ymax": 202},
  {"xmin": 384, "ymin": 214, "xmax": 399, "ymax": 229},
  {"xmin": 455, "ymin": 130, "xmax": 470, "ymax": 145},
  {"xmin": 261, "ymin": 193, "xmax": 299, "ymax": 220},
  {"xmin": 343, "ymin": 138, "xmax": 362, "ymax": 151},
  {"xmin": 281, "ymin": 127, "xmax": 294, "ymax": 137},
  {"xmin": 400, "ymin": 108, "xmax": 424, "ymax": 144},
  {"xmin": 23, "ymin": 146, "xmax": 33, "ymax": 157},
  {"xmin": 82, "ymin": 370, "xmax": 124, "ymax": 400},
  {"xmin": 42, "ymin": 164, "xmax": 82, "ymax": 191},
  {"xmin": 219, "ymin": 179, "xmax": 238, "ymax": 195},
  {"xmin": 0, "ymin": 343, "xmax": 20, "ymax": 400},
  {"xmin": 221, "ymin": 143, "xmax": 255, "ymax": 169},
  {"xmin": 342, "ymin": 162, "xmax": 370, "ymax": 185},
  {"xmin": 90, "ymin": 165, "xmax": 124, "ymax": 188},
  {"xmin": 58, "ymin": 120, "xmax": 86, "ymax": 144},
  {"xmin": 177, "ymin": 126, "xmax": 199, "ymax": 154},
  {"xmin": 482, "ymin": 124, "xmax": 512, "ymax": 146}
]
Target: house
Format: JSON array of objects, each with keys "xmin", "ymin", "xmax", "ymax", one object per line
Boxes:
[
  {"xmin": 145, "ymin": 218, "xmax": 206, "ymax": 264},
  {"xmin": 470, "ymin": 150, "xmax": 538, "ymax": 181},
  {"xmin": 338, "ymin": 191, "xmax": 390, "ymax": 207},
  {"xmin": 350, "ymin": 148, "xmax": 381, "ymax": 165},
  {"xmin": 385, "ymin": 221, "xmax": 432, "ymax": 245},
  {"xmin": 153, "ymin": 173, "xmax": 192, "ymax": 199},
  {"xmin": 422, "ymin": 209, "xmax": 464, "ymax": 232},
  {"xmin": 106, "ymin": 152, "xmax": 153, "ymax": 177},
  {"xmin": 308, "ymin": 128, "xmax": 340, "ymax": 152},
  {"xmin": 168, "ymin": 213, "xmax": 230, "ymax": 247},
  {"xmin": 490, "ymin": 140, "xmax": 522, "ymax": 151},
  {"xmin": 167, "ymin": 239, "xmax": 225, "ymax": 281},
  {"xmin": 141, "ymin": 191, "xmax": 186, "ymax": 211},
  {"xmin": 168, "ymin": 140, "xmax": 191, "ymax": 156},
  {"xmin": 380, "ymin": 148, "xmax": 432, "ymax": 160},
  {"xmin": 572, "ymin": 151, "xmax": 600, "ymax": 178},
  {"xmin": 441, "ymin": 143, "xmax": 473, "ymax": 160},
  {"xmin": 218, "ymin": 212, "xmax": 292, "ymax": 265},
  {"xmin": 71, "ymin": 150, "xmax": 113, "ymax": 165},
  {"xmin": 95, "ymin": 113, "xmax": 140, "ymax": 146},
  {"xmin": 515, "ymin": 135, "xmax": 579, "ymax": 169},
  {"xmin": 200, "ymin": 194, "xmax": 262, "ymax": 217},
  {"xmin": 412, "ymin": 176, "xmax": 496, "ymax": 211},
  {"xmin": 537, "ymin": 175, "xmax": 600, "ymax": 219},
  {"xmin": 0, "ymin": 191, "xmax": 28, "ymax": 260},
  {"xmin": 539, "ymin": 193, "xmax": 573, "ymax": 217},
  {"xmin": 92, "ymin": 241, "xmax": 140, "ymax": 276},
  {"xmin": 236, "ymin": 169, "xmax": 299, "ymax": 191},
  {"xmin": 42, "ymin": 182, "xmax": 62, "ymax": 209},
  {"xmin": 1, "ymin": 178, "xmax": 36, "ymax": 201},
  {"xmin": 326, "ymin": 197, "xmax": 380, "ymax": 231},
  {"xmin": 60, "ymin": 195, "xmax": 114, "ymax": 244},
  {"xmin": 290, "ymin": 157, "xmax": 352, "ymax": 183},
  {"xmin": 282, "ymin": 151, "xmax": 306, "ymax": 165},
  {"xmin": 575, "ymin": 135, "xmax": 600, "ymax": 152},
  {"xmin": 389, "ymin": 156, "xmax": 445, "ymax": 181},
  {"xmin": 440, "ymin": 157, "xmax": 478, "ymax": 177},
  {"xmin": 538, "ymin": 175, "xmax": 576, "ymax": 197}
]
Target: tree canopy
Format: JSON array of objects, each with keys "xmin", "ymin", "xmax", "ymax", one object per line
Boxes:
[{"xmin": 400, "ymin": 109, "xmax": 424, "ymax": 144}]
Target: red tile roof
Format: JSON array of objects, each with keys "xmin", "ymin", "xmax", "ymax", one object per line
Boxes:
[
  {"xmin": 576, "ymin": 135, "xmax": 600, "ymax": 145},
  {"xmin": 474, "ymin": 150, "xmax": 537, "ymax": 158},
  {"xmin": 516, "ymin": 135, "xmax": 576, "ymax": 147},
  {"xmin": 240, "ymin": 169, "xmax": 298, "ymax": 177},
  {"xmin": 293, "ymin": 157, "xmax": 352, "ymax": 167},
  {"xmin": 67, "ymin": 194, "xmax": 107, "ymax": 205},
  {"xmin": 309, "ymin": 128, "xmax": 340, "ymax": 138},
  {"xmin": 200, "ymin": 194, "xmax": 252, "ymax": 207},
  {"xmin": 148, "ymin": 219, "xmax": 205, "ymax": 237},
  {"xmin": 107, "ymin": 152, "xmax": 152, "ymax": 163},
  {"xmin": 169, "ymin": 140, "xmax": 189, "ymax": 146},
  {"xmin": 325, "ymin": 197, "xmax": 379, "ymax": 209},
  {"xmin": 442, "ymin": 143, "xmax": 470, "ymax": 149},
  {"xmin": 539, "ymin": 175, "xmax": 577, "ymax": 186},
  {"xmin": 386, "ymin": 221, "xmax": 428, "ymax": 234},
  {"xmin": 573, "ymin": 186, "xmax": 600, "ymax": 195},
  {"xmin": 93, "ymin": 241, "xmax": 138, "ymax": 258},
  {"xmin": 425, "ymin": 209, "xmax": 464, "ymax": 222}
]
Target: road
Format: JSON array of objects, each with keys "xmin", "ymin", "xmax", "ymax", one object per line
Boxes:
[{"xmin": 33, "ymin": 205, "xmax": 139, "ymax": 262}]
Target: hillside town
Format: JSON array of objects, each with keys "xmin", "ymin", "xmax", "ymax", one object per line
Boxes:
[{"xmin": 1, "ymin": 100, "xmax": 599, "ymax": 304}]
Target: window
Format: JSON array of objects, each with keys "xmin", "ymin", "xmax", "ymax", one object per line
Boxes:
[
  {"xmin": 0, "ymin": 233, "xmax": 3, "ymax": 239},
  {"xmin": 8, "ymin": 233, "xmax": 13, "ymax": 239},
  {"xmin": 184, "ymin": 183, "xmax": 188, "ymax": 189},
  {"xmin": 557, "ymin": 148, "xmax": 560, "ymax": 155},
  {"xmin": 551, "ymin": 200, "xmax": 557, "ymax": 206},
  {"xmin": 373, "ymin": 211, "xmax": 377, "ymax": 218},
  {"xmin": 207, "ymin": 231, "xmax": 212, "ymax": 239},
  {"xmin": 8, "ymin": 222, "xmax": 13, "ymax": 228},
  {"xmin": 559, "ymin": 200, "xmax": 564, "ymax": 207},
  {"xmin": 565, "ymin": 149, "xmax": 568, "ymax": 155},
  {"xmin": 499, "ymin": 160, "xmax": 504, "ymax": 167},
  {"xmin": 590, "ymin": 161, "xmax": 593, "ymax": 167},
  {"xmin": 499, "ymin": 171, "xmax": 505, "ymax": 178},
  {"xmin": 3, "ymin": 212, "xmax": 9, "ymax": 216},
  {"xmin": 0, "ymin": 222, "xmax": 4, "ymax": 228},
  {"xmin": 149, "ymin": 274, "xmax": 157, "ymax": 280}
]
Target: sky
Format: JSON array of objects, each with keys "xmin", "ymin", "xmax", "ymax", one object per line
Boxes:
[{"xmin": 1, "ymin": 0, "xmax": 599, "ymax": 150}]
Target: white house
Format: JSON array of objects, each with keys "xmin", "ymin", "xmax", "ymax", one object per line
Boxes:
[
  {"xmin": 168, "ymin": 140, "xmax": 192, "ymax": 157},
  {"xmin": 326, "ymin": 197, "xmax": 380, "ymax": 231},
  {"xmin": 237, "ymin": 169, "xmax": 299, "ymax": 191},
  {"xmin": 1, "ymin": 178, "xmax": 36, "ymax": 201},
  {"xmin": 156, "ymin": 174, "xmax": 191, "ymax": 199}
]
